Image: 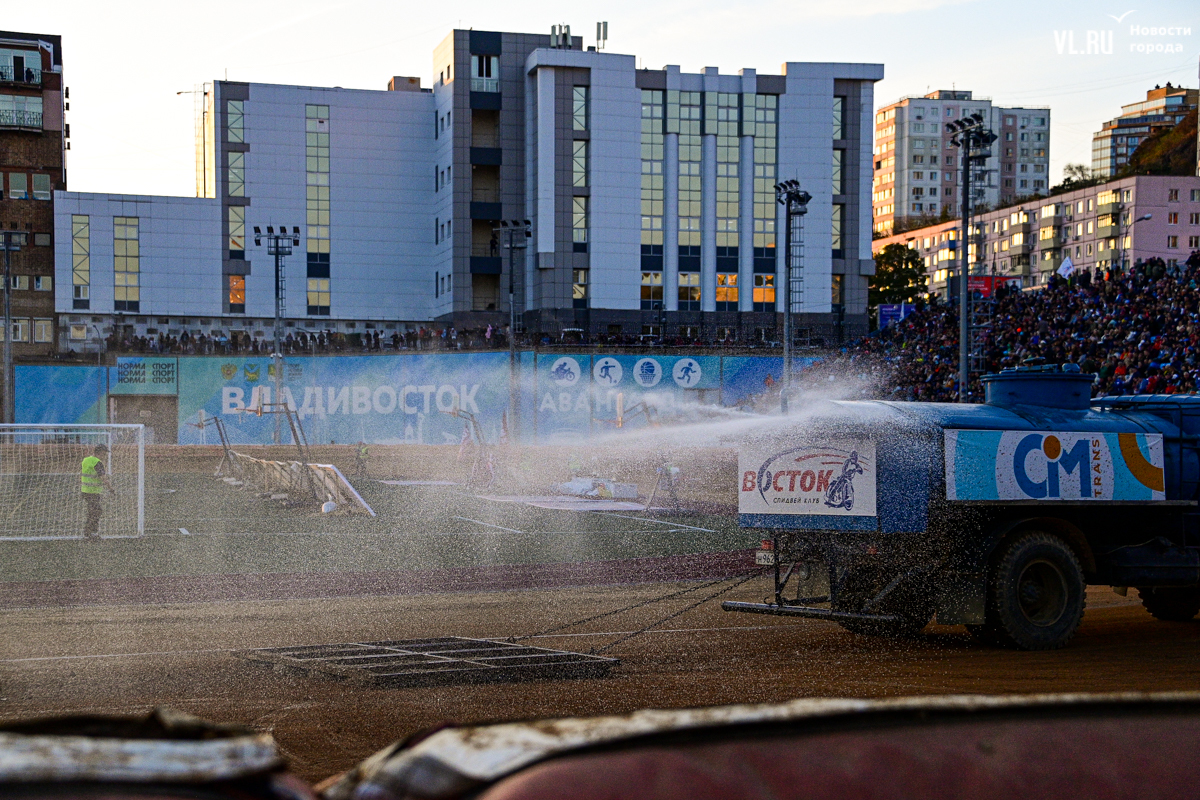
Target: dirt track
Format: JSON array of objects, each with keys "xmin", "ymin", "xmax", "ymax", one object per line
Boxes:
[{"xmin": 3, "ymin": 577, "xmax": 1199, "ymax": 784}]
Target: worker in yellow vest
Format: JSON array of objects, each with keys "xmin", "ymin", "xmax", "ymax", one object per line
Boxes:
[
  {"xmin": 355, "ymin": 441, "xmax": 369, "ymax": 477},
  {"xmin": 81, "ymin": 443, "xmax": 115, "ymax": 539}
]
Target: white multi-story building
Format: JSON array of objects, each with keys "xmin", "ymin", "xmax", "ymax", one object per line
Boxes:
[
  {"xmin": 1092, "ymin": 83, "xmax": 1197, "ymax": 179},
  {"xmin": 55, "ymin": 28, "xmax": 883, "ymax": 349},
  {"xmin": 872, "ymin": 90, "xmax": 1050, "ymax": 237}
]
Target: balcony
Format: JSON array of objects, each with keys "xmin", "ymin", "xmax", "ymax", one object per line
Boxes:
[
  {"xmin": 1097, "ymin": 201, "xmax": 1120, "ymax": 216},
  {"xmin": 0, "ymin": 109, "xmax": 42, "ymax": 129},
  {"xmin": 1096, "ymin": 225, "xmax": 1118, "ymax": 239},
  {"xmin": 1039, "ymin": 235, "xmax": 1065, "ymax": 250},
  {"xmin": 0, "ymin": 65, "xmax": 41, "ymax": 84},
  {"xmin": 471, "ymin": 77, "xmax": 498, "ymax": 93}
]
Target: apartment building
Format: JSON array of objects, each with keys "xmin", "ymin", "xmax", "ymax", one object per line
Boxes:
[
  {"xmin": 872, "ymin": 90, "xmax": 1050, "ymax": 236},
  {"xmin": 0, "ymin": 31, "xmax": 65, "ymax": 356},
  {"xmin": 55, "ymin": 28, "xmax": 883, "ymax": 346},
  {"xmin": 1092, "ymin": 83, "xmax": 1197, "ymax": 178},
  {"xmin": 873, "ymin": 175, "xmax": 1200, "ymax": 297}
]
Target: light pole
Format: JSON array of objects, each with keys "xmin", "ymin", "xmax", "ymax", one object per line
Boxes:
[
  {"xmin": 494, "ymin": 219, "xmax": 530, "ymax": 442},
  {"xmin": 253, "ymin": 225, "xmax": 300, "ymax": 445},
  {"xmin": 1115, "ymin": 211, "xmax": 1152, "ymax": 275},
  {"xmin": 0, "ymin": 231, "xmax": 26, "ymax": 424},
  {"xmin": 947, "ymin": 112, "xmax": 997, "ymax": 403},
  {"xmin": 774, "ymin": 181, "xmax": 811, "ymax": 415}
]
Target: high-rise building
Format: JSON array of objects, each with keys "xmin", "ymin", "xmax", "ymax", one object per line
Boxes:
[
  {"xmin": 0, "ymin": 31, "xmax": 65, "ymax": 355},
  {"xmin": 1091, "ymin": 83, "xmax": 1197, "ymax": 179},
  {"xmin": 872, "ymin": 90, "xmax": 1050, "ymax": 237},
  {"xmin": 55, "ymin": 29, "xmax": 883, "ymax": 345}
]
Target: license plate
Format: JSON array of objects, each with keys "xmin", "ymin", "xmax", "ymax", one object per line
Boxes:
[{"xmin": 755, "ymin": 550, "xmax": 776, "ymax": 566}]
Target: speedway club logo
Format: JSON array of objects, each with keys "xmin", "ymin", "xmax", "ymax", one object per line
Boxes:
[
  {"xmin": 673, "ymin": 358, "xmax": 701, "ymax": 387},
  {"xmin": 593, "ymin": 357, "xmax": 623, "ymax": 386},
  {"xmin": 738, "ymin": 441, "xmax": 877, "ymax": 517},
  {"xmin": 549, "ymin": 357, "xmax": 582, "ymax": 386},
  {"xmin": 633, "ymin": 358, "xmax": 663, "ymax": 387},
  {"xmin": 945, "ymin": 430, "xmax": 1165, "ymax": 501}
]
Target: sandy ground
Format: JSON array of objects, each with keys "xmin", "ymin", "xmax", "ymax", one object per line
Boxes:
[{"xmin": 2, "ymin": 579, "xmax": 1198, "ymax": 784}]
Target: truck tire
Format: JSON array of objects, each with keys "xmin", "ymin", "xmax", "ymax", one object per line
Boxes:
[
  {"xmin": 1137, "ymin": 587, "xmax": 1200, "ymax": 621},
  {"xmin": 983, "ymin": 532, "xmax": 1086, "ymax": 650}
]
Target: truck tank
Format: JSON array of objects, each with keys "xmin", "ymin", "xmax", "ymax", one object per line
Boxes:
[{"xmin": 724, "ymin": 363, "xmax": 1200, "ymax": 650}]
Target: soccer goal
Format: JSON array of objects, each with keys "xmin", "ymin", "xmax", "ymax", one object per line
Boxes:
[{"xmin": 0, "ymin": 424, "xmax": 145, "ymax": 539}]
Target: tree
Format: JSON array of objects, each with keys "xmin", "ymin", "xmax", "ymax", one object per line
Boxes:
[
  {"xmin": 870, "ymin": 243, "xmax": 928, "ymax": 309},
  {"xmin": 1050, "ymin": 163, "xmax": 1102, "ymax": 194},
  {"xmin": 1120, "ymin": 107, "xmax": 1198, "ymax": 177}
]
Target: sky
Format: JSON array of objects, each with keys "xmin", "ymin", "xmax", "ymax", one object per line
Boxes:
[{"xmin": 9, "ymin": 0, "xmax": 1200, "ymax": 198}]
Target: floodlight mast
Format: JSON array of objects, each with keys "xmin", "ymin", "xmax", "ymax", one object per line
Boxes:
[
  {"xmin": 948, "ymin": 113, "xmax": 996, "ymax": 403},
  {"xmin": 774, "ymin": 181, "xmax": 811, "ymax": 414},
  {"xmin": 494, "ymin": 219, "xmax": 530, "ymax": 441},
  {"xmin": 254, "ymin": 224, "xmax": 300, "ymax": 444}
]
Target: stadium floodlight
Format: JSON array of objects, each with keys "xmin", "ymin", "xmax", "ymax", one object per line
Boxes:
[
  {"xmin": 493, "ymin": 219, "xmax": 533, "ymax": 442},
  {"xmin": 253, "ymin": 224, "xmax": 300, "ymax": 444},
  {"xmin": 0, "ymin": 423, "xmax": 146, "ymax": 538}
]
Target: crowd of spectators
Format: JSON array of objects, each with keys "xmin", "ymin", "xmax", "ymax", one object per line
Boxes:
[
  {"xmin": 819, "ymin": 251, "xmax": 1200, "ymax": 401},
  {"xmin": 106, "ymin": 325, "xmax": 512, "ymax": 355}
]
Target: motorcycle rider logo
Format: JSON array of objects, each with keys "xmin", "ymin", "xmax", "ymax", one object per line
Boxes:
[
  {"xmin": 550, "ymin": 357, "xmax": 581, "ymax": 386},
  {"xmin": 824, "ymin": 451, "xmax": 863, "ymax": 511}
]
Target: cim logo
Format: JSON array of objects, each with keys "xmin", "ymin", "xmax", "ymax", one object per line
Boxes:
[{"xmin": 1012, "ymin": 434, "xmax": 1097, "ymax": 499}]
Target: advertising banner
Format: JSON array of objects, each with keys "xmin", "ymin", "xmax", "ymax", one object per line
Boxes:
[
  {"xmin": 945, "ymin": 429, "xmax": 1165, "ymax": 502},
  {"xmin": 176, "ymin": 352, "xmax": 510, "ymax": 446},
  {"xmin": 739, "ymin": 440, "xmax": 877, "ymax": 517},
  {"xmin": 109, "ymin": 357, "xmax": 179, "ymax": 396}
]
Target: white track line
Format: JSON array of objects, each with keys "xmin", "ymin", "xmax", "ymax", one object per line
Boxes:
[
  {"xmin": 593, "ymin": 512, "xmax": 716, "ymax": 532},
  {"xmin": 450, "ymin": 516, "xmax": 525, "ymax": 534},
  {"xmin": 0, "ymin": 626, "xmax": 787, "ymax": 664}
]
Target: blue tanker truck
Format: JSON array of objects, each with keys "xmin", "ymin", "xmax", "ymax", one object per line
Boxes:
[{"xmin": 723, "ymin": 363, "xmax": 1200, "ymax": 650}]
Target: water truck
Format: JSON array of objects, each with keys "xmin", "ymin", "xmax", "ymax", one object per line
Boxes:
[{"xmin": 724, "ymin": 363, "xmax": 1200, "ymax": 650}]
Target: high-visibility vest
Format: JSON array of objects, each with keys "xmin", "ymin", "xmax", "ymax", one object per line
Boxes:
[{"xmin": 81, "ymin": 456, "xmax": 103, "ymax": 494}]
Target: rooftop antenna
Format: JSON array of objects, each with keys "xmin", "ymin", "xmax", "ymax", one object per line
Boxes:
[
  {"xmin": 596, "ymin": 21, "xmax": 608, "ymax": 50},
  {"xmin": 550, "ymin": 23, "xmax": 572, "ymax": 49}
]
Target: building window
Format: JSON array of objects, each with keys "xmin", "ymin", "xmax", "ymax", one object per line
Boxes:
[
  {"xmin": 677, "ymin": 91, "xmax": 702, "ymax": 254},
  {"xmin": 470, "ymin": 55, "xmax": 498, "ymax": 92},
  {"xmin": 831, "ymin": 204, "xmax": 844, "ymax": 257},
  {"xmin": 71, "ymin": 214, "xmax": 89, "ymax": 308},
  {"xmin": 8, "ymin": 172, "xmax": 26, "ymax": 199},
  {"xmin": 572, "ymin": 140, "xmax": 588, "ymax": 187},
  {"xmin": 227, "ymin": 99, "xmax": 244, "ymax": 143},
  {"xmin": 113, "ymin": 216, "xmax": 140, "ymax": 312},
  {"xmin": 1168, "ymin": 189, "xmax": 1179, "ymax": 202},
  {"xmin": 227, "ymin": 151, "xmax": 245, "ymax": 197},
  {"xmin": 33, "ymin": 318, "xmax": 52, "ymax": 343},
  {"xmin": 715, "ymin": 273, "xmax": 738, "ymax": 310},
  {"xmin": 306, "ymin": 104, "xmax": 331, "ymax": 313},
  {"xmin": 307, "ymin": 277, "xmax": 330, "ymax": 315},
  {"xmin": 229, "ymin": 275, "xmax": 245, "ymax": 313},
  {"xmin": 752, "ymin": 94, "xmax": 778, "ymax": 271},
  {"xmin": 0, "ymin": 93, "xmax": 42, "ymax": 127},
  {"xmin": 1168, "ymin": 212, "xmax": 1179, "ymax": 225},
  {"xmin": 641, "ymin": 89, "xmax": 664, "ymax": 258},
  {"xmin": 4, "ymin": 318, "xmax": 29, "ymax": 342},
  {"xmin": 573, "ymin": 86, "xmax": 588, "ymax": 131},
  {"xmin": 753, "ymin": 274, "xmax": 775, "ymax": 311},
  {"xmin": 572, "ymin": 269, "xmax": 589, "ymax": 308},
  {"xmin": 32, "ymin": 173, "xmax": 50, "ymax": 200},
  {"xmin": 69, "ymin": 324, "xmax": 87, "ymax": 341},
  {"xmin": 572, "ymin": 196, "xmax": 588, "ymax": 252},
  {"xmin": 1168, "ymin": 236, "xmax": 1179, "ymax": 249},
  {"xmin": 833, "ymin": 95, "xmax": 845, "ymax": 139},
  {"xmin": 640, "ymin": 271, "xmax": 662, "ymax": 309},
  {"xmin": 715, "ymin": 92, "xmax": 739, "ymax": 259},
  {"xmin": 832, "ymin": 149, "xmax": 845, "ymax": 195},
  {"xmin": 228, "ymin": 206, "xmax": 245, "ymax": 259},
  {"xmin": 1189, "ymin": 236, "xmax": 1200, "ymax": 248},
  {"xmin": 33, "ymin": 275, "xmax": 50, "ymax": 291},
  {"xmin": 10, "ymin": 275, "xmax": 27, "ymax": 290},
  {"xmin": 678, "ymin": 271, "xmax": 700, "ymax": 310}
]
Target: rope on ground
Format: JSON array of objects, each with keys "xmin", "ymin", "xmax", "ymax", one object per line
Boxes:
[
  {"xmin": 591, "ymin": 571, "xmax": 763, "ymax": 655},
  {"xmin": 509, "ymin": 569, "xmax": 762, "ymax": 643}
]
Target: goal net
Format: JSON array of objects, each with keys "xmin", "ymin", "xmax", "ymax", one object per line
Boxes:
[{"xmin": 0, "ymin": 424, "xmax": 145, "ymax": 539}]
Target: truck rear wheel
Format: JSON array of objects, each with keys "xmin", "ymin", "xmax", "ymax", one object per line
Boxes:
[
  {"xmin": 1138, "ymin": 587, "xmax": 1200, "ymax": 621},
  {"xmin": 983, "ymin": 532, "xmax": 1086, "ymax": 650}
]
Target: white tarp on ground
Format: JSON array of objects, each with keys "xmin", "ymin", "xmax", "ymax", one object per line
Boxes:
[{"xmin": 476, "ymin": 495, "xmax": 647, "ymax": 512}]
